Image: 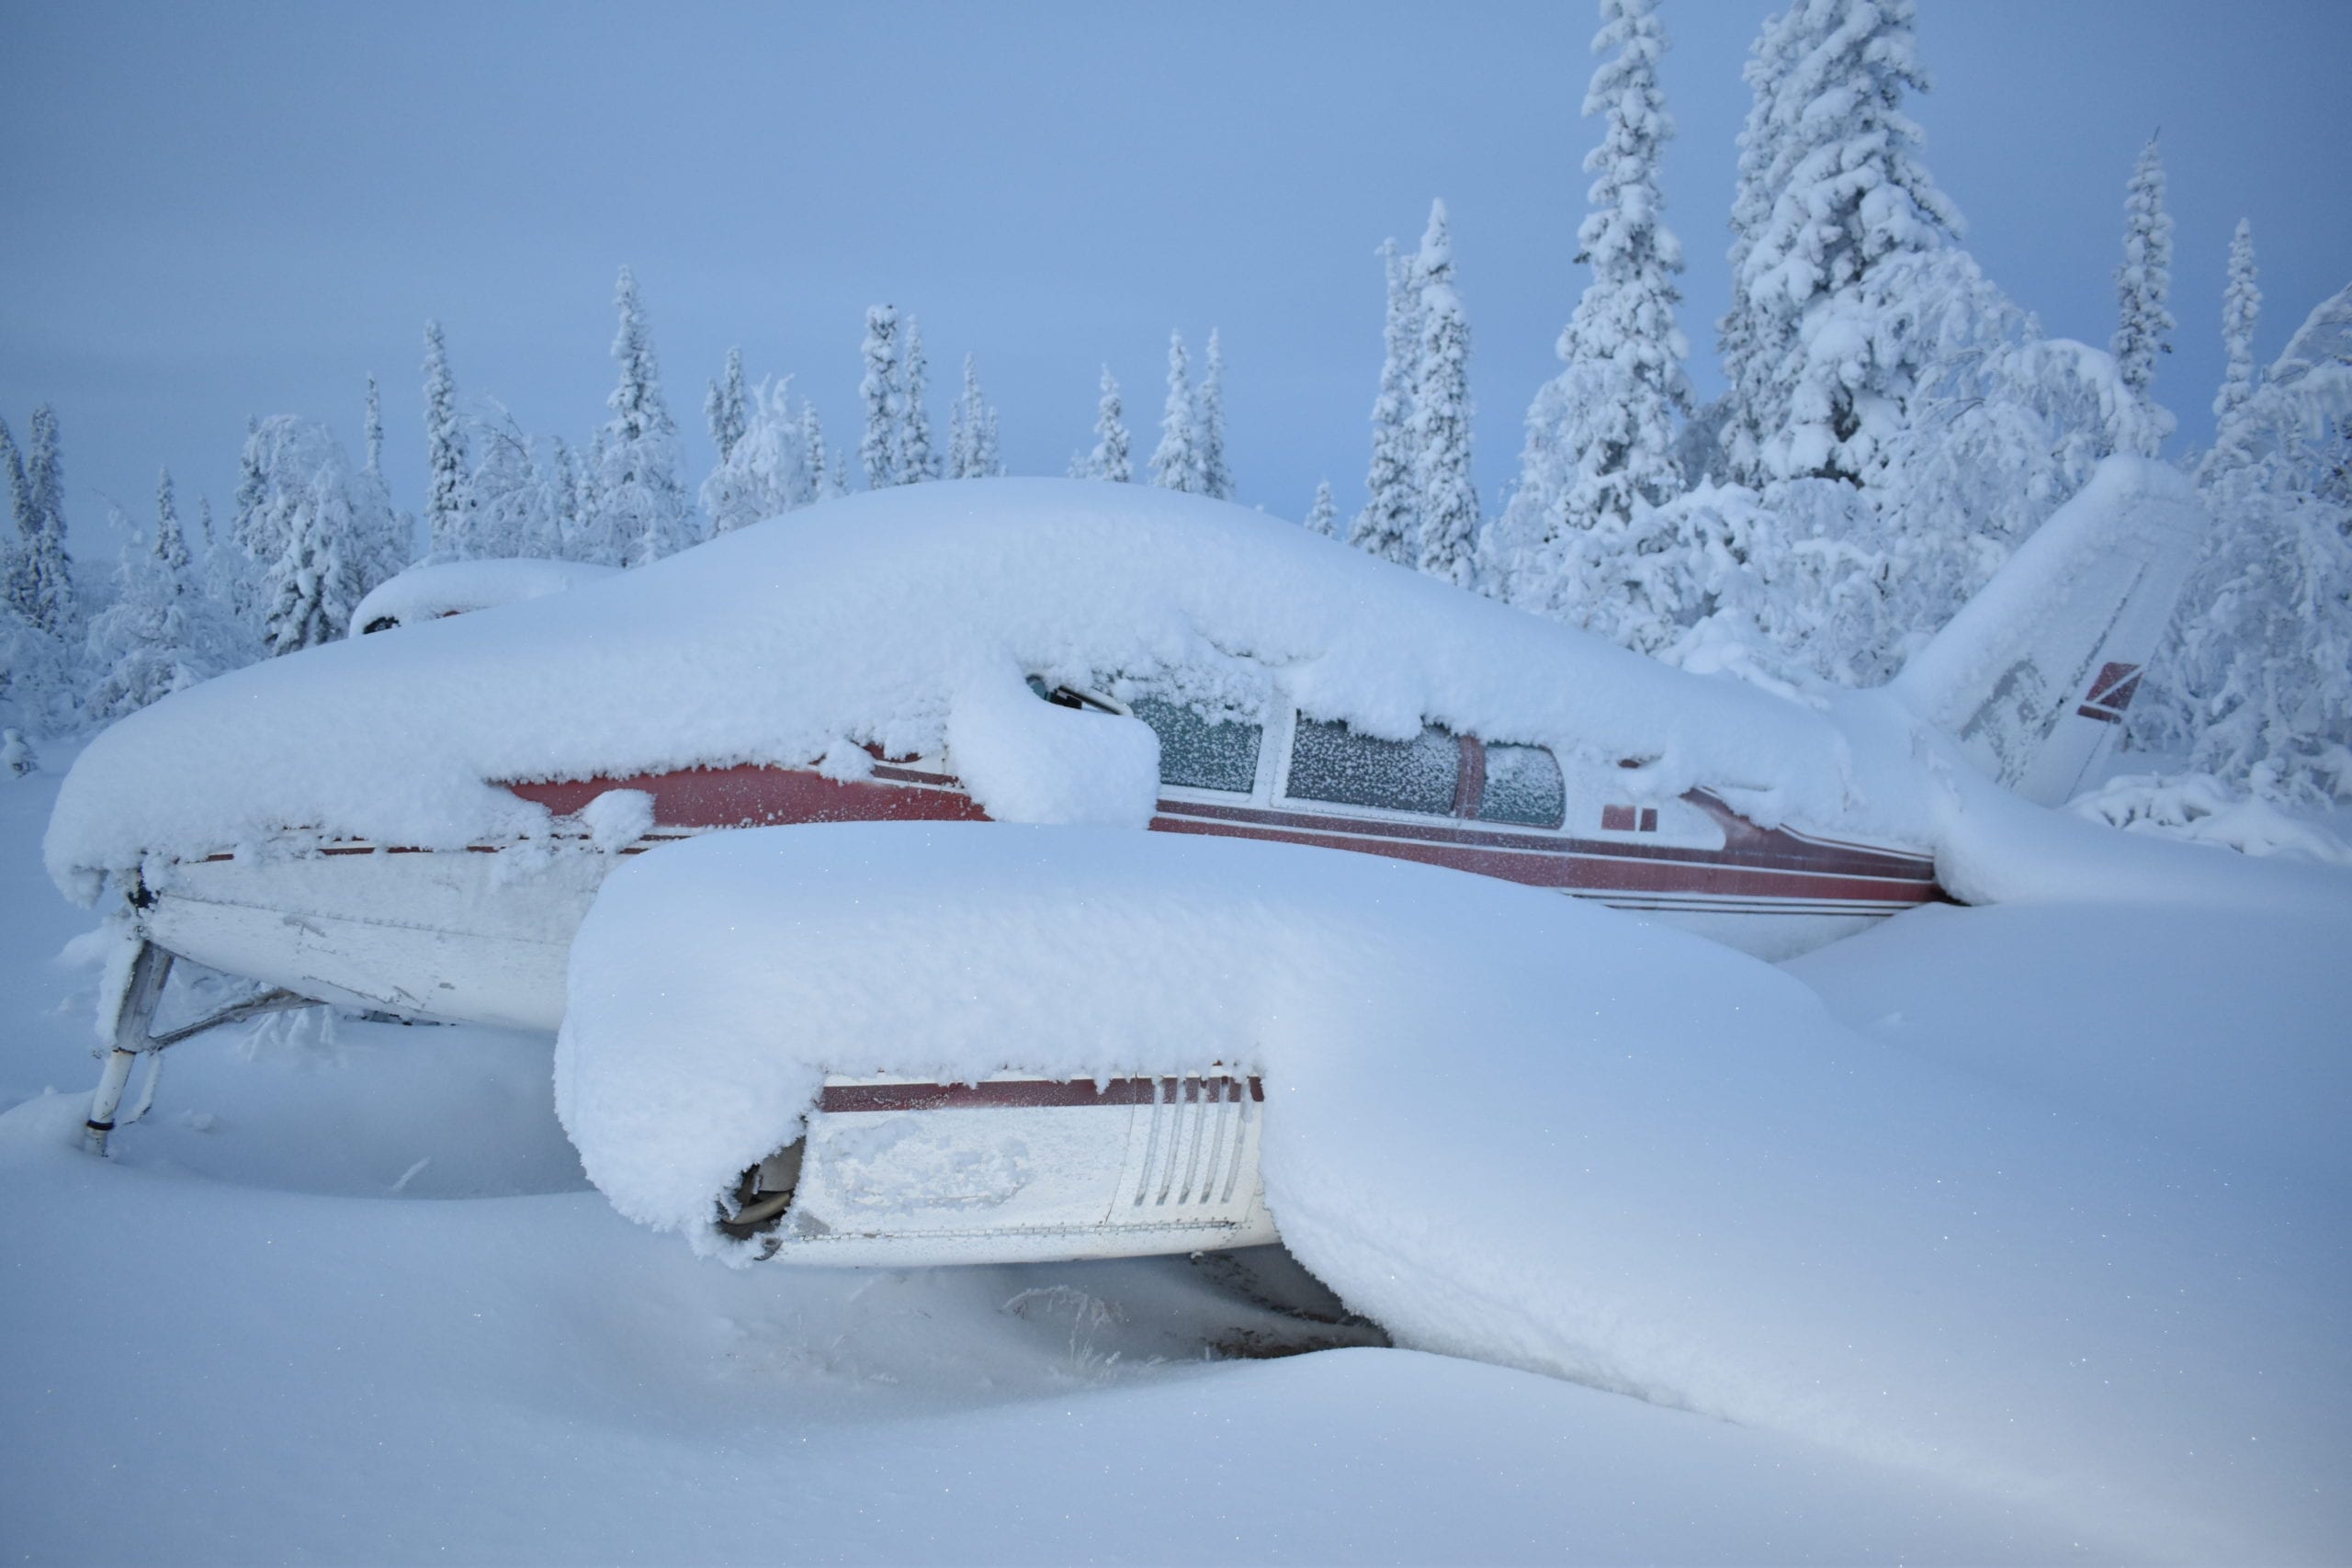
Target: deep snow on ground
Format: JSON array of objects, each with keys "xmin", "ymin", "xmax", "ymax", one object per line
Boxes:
[{"xmin": 4, "ymin": 757, "xmax": 2348, "ymax": 1565}]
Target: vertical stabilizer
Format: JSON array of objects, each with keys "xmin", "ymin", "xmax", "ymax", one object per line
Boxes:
[{"xmin": 1890, "ymin": 457, "xmax": 2209, "ymax": 807}]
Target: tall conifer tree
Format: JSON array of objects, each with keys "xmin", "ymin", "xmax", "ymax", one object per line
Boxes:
[
  {"xmin": 2213, "ymin": 220, "xmax": 2261, "ymax": 431},
  {"xmin": 1087, "ymin": 368, "xmax": 1131, "ymax": 482},
  {"xmin": 2112, "ymin": 135, "xmax": 2176, "ymax": 437},
  {"xmin": 1499, "ymin": 0, "xmax": 1690, "ymax": 615},
  {"xmin": 18, "ymin": 406, "xmax": 76, "ymax": 637},
  {"xmin": 1149, "ymin": 333, "xmax": 1204, "ymax": 492},
  {"xmin": 1197, "ymin": 330, "xmax": 1233, "ymax": 501},
  {"xmin": 1411, "ymin": 202, "xmax": 1480, "ymax": 590},
  {"xmin": 896, "ymin": 316, "xmax": 939, "ymax": 483},
  {"xmin": 1351, "ymin": 240, "xmax": 1422, "ymax": 564},
  {"xmin": 859, "ymin": 305, "xmax": 901, "ymax": 490},
  {"xmin": 1718, "ymin": 0, "xmax": 1961, "ymax": 486},
  {"xmin": 588, "ymin": 266, "xmax": 694, "ymax": 565},
  {"xmin": 422, "ymin": 321, "xmax": 469, "ymax": 557},
  {"xmin": 706, "ymin": 347, "xmax": 750, "ymax": 467}
]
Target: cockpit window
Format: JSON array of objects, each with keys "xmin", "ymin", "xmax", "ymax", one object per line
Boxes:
[
  {"xmin": 1477, "ymin": 743, "xmax": 1566, "ymax": 829},
  {"xmin": 1131, "ymin": 695, "xmax": 1261, "ymax": 794},
  {"xmin": 1285, "ymin": 716, "xmax": 1460, "ymax": 816}
]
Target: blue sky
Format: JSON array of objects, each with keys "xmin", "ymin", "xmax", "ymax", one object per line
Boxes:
[{"xmin": 3, "ymin": 0, "xmax": 2346, "ymax": 558}]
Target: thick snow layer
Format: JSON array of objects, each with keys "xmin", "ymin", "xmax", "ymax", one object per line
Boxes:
[
  {"xmin": 345, "ymin": 557, "xmax": 617, "ymax": 636},
  {"xmin": 559, "ymin": 822, "xmax": 2351, "ymax": 1562},
  {"xmin": 48, "ymin": 479, "xmax": 1889, "ymax": 899},
  {"xmin": 2070, "ymin": 770, "xmax": 2352, "ymax": 865},
  {"xmin": 4, "ymin": 762, "xmax": 2346, "ymax": 1564}
]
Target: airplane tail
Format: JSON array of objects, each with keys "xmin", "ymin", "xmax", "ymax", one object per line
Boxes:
[{"xmin": 1889, "ymin": 456, "xmax": 2211, "ymax": 807}]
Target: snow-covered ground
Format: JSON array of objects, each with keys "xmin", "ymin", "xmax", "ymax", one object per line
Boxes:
[{"xmin": 4, "ymin": 756, "xmax": 2347, "ymax": 1564}]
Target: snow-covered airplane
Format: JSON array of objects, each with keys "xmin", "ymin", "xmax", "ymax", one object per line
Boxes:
[{"xmin": 47, "ymin": 461, "xmax": 2218, "ymax": 1261}]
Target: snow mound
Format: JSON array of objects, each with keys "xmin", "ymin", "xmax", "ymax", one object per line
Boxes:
[
  {"xmin": 557, "ymin": 822, "xmax": 2349, "ymax": 1562},
  {"xmin": 2068, "ymin": 771, "xmax": 2352, "ymax": 865},
  {"xmin": 346, "ymin": 558, "xmax": 617, "ymax": 637},
  {"xmin": 48, "ymin": 479, "xmax": 1871, "ymax": 899}
]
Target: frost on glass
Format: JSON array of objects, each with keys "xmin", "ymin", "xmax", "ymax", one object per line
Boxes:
[
  {"xmin": 1285, "ymin": 717, "xmax": 1460, "ymax": 816},
  {"xmin": 1478, "ymin": 743, "xmax": 1566, "ymax": 829},
  {"xmin": 1131, "ymin": 696, "xmax": 1261, "ymax": 794}
]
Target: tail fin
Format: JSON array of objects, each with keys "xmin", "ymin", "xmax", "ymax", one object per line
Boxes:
[{"xmin": 1890, "ymin": 456, "xmax": 2211, "ymax": 807}]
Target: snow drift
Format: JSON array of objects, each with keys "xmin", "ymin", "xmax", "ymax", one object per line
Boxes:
[{"xmin": 557, "ymin": 822, "xmax": 2350, "ymax": 1563}]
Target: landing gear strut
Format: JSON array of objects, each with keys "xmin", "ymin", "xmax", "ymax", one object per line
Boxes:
[{"xmin": 84, "ymin": 941, "xmax": 311, "ymax": 1156}]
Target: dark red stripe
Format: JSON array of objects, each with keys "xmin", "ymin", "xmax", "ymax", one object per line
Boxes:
[
  {"xmin": 819, "ymin": 1075, "xmax": 1263, "ymax": 1113},
  {"xmin": 1150, "ymin": 815, "xmax": 1933, "ymax": 905},
  {"xmin": 1157, "ymin": 792, "xmax": 1931, "ymax": 881},
  {"xmin": 503, "ymin": 762, "xmax": 989, "ymax": 830}
]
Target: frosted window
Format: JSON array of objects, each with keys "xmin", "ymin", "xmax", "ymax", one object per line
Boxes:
[
  {"xmin": 1284, "ymin": 717, "xmax": 1460, "ymax": 816},
  {"xmin": 1131, "ymin": 696, "xmax": 1261, "ymax": 794},
  {"xmin": 1478, "ymin": 743, "xmax": 1565, "ymax": 829}
]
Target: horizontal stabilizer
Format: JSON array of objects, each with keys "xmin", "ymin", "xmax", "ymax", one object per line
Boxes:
[{"xmin": 1892, "ymin": 457, "xmax": 2209, "ymax": 807}]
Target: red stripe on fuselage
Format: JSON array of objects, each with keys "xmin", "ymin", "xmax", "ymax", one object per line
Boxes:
[
  {"xmin": 1148, "ymin": 814, "xmax": 1931, "ymax": 905},
  {"xmin": 504, "ymin": 761, "xmax": 988, "ymax": 829},
  {"xmin": 317, "ymin": 761, "xmax": 1942, "ymax": 912}
]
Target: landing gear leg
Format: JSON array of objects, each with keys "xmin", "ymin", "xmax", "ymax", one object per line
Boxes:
[
  {"xmin": 81, "ymin": 942, "xmax": 310, "ymax": 1156},
  {"xmin": 85, "ymin": 942, "xmax": 172, "ymax": 1156}
]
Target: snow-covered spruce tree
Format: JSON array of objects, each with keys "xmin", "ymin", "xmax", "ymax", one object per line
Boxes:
[
  {"xmin": 1305, "ymin": 480, "xmax": 1339, "ymax": 537},
  {"xmin": 421, "ymin": 321, "xmax": 469, "ymax": 558},
  {"xmin": 202, "ymin": 474, "xmax": 256, "ymax": 643},
  {"xmin": 797, "ymin": 405, "xmax": 831, "ymax": 504},
  {"xmin": 2112, "ymin": 135, "xmax": 2176, "ymax": 451},
  {"xmin": 1718, "ymin": 0, "xmax": 1962, "ymax": 488},
  {"xmin": 348, "ymin": 381, "xmax": 407, "ymax": 591},
  {"xmin": 1868, "ymin": 251, "xmax": 2157, "ymax": 664},
  {"xmin": 859, "ymin": 305, "xmax": 900, "ymax": 490},
  {"xmin": 706, "ymin": 347, "xmax": 749, "ymax": 467},
  {"xmin": 1350, "ymin": 239, "xmax": 1422, "ymax": 564},
  {"xmin": 1411, "ymin": 201, "xmax": 1480, "ymax": 590},
  {"xmin": 1, "ymin": 415, "xmax": 33, "ymax": 627},
  {"xmin": 261, "ymin": 457, "xmax": 366, "ymax": 656},
  {"xmin": 896, "ymin": 316, "xmax": 940, "ymax": 484},
  {"xmin": 2139, "ymin": 282, "xmax": 2352, "ymax": 799},
  {"xmin": 1496, "ymin": 0, "xmax": 1690, "ymax": 619},
  {"xmin": 1084, "ymin": 367, "xmax": 1131, "ymax": 482},
  {"xmin": 1149, "ymin": 332, "xmax": 1204, "ymax": 492},
  {"xmin": 219, "ymin": 415, "xmax": 266, "ymax": 620},
  {"xmin": 1196, "ymin": 330, "xmax": 1233, "ymax": 501},
  {"xmin": 548, "ymin": 437, "xmax": 585, "ymax": 553},
  {"xmin": 15, "ymin": 406, "xmax": 78, "ymax": 639},
  {"xmin": 469, "ymin": 411, "xmax": 564, "ymax": 558},
  {"xmin": 364, "ymin": 375, "xmax": 385, "ymax": 476},
  {"xmin": 1715, "ymin": 6, "xmax": 1803, "ymax": 488},
  {"xmin": 0, "ymin": 416, "xmax": 72, "ymax": 728},
  {"xmin": 948, "ymin": 355, "xmax": 1003, "ymax": 479},
  {"xmin": 85, "ymin": 471, "xmax": 217, "ymax": 720},
  {"xmin": 585, "ymin": 266, "xmax": 695, "ymax": 567},
  {"xmin": 2213, "ymin": 220, "xmax": 2261, "ymax": 432},
  {"xmin": 701, "ymin": 378, "xmax": 820, "ymax": 533}
]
